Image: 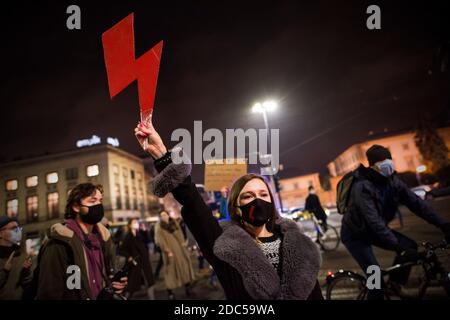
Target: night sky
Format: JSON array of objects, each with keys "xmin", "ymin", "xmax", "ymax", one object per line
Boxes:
[{"xmin": 1, "ymin": 0, "xmax": 449, "ymax": 181}]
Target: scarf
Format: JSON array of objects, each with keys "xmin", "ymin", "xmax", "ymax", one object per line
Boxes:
[{"xmin": 65, "ymin": 219, "xmax": 105, "ymax": 299}]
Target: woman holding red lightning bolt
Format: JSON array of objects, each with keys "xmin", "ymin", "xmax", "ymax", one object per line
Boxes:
[{"xmin": 134, "ymin": 117, "xmax": 323, "ymax": 300}]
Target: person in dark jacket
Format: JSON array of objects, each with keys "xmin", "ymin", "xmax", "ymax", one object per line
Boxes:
[
  {"xmin": 149, "ymin": 224, "xmax": 164, "ymax": 279},
  {"xmin": 341, "ymin": 144, "xmax": 450, "ymax": 299},
  {"xmin": 35, "ymin": 183, "xmax": 127, "ymax": 300},
  {"xmin": 0, "ymin": 217, "xmax": 34, "ymax": 300},
  {"xmin": 119, "ymin": 218, "xmax": 155, "ymax": 299},
  {"xmin": 304, "ymin": 186, "xmax": 328, "ymax": 231},
  {"xmin": 134, "ymin": 119, "xmax": 323, "ymax": 300}
]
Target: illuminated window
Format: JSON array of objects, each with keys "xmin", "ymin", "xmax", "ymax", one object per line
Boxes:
[
  {"xmin": 46, "ymin": 172, "xmax": 58, "ymax": 184},
  {"xmin": 125, "ymin": 185, "xmax": 130, "ymax": 210},
  {"xmin": 6, "ymin": 199, "xmax": 18, "ymax": 218},
  {"xmin": 26, "ymin": 196, "xmax": 39, "ymax": 222},
  {"xmin": 26, "ymin": 176, "xmax": 38, "ymax": 188},
  {"xmin": 47, "ymin": 192, "xmax": 59, "ymax": 219},
  {"xmin": 86, "ymin": 164, "xmax": 99, "ymax": 177},
  {"xmin": 6, "ymin": 179, "xmax": 18, "ymax": 191},
  {"xmin": 115, "ymin": 183, "xmax": 122, "ymax": 209},
  {"xmin": 137, "ymin": 173, "xmax": 144, "ymax": 195},
  {"xmin": 138, "ymin": 177, "xmax": 144, "ymax": 196},
  {"xmin": 113, "ymin": 164, "xmax": 119, "ymax": 175},
  {"xmin": 132, "ymin": 187, "xmax": 137, "ymax": 210}
]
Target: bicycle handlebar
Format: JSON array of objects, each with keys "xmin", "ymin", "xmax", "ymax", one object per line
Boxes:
[{"xmin": 421, "ymin": 239, "xmax": 448, "ymax": 251}]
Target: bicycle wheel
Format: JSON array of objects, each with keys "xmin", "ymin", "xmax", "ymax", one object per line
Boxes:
[
  {"xmin": 326, "ymin": 275, "xmax": 367, "ymax": 300},
  {"xmin": 393, "ymin": 264, "xmax": 430, "ymax": 300},
  {"xmin": 317, "ymin": 225, "xmax": 340, "ymax": 251}
]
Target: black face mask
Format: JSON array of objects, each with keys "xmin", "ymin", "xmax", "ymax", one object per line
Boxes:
[
  {"xmin": 79, "ymin": 204, "xmax": 104, "ymax": 225},
  {"xmin": 238, "ymin": 198, "xmax": 273, "ymax": 227}
]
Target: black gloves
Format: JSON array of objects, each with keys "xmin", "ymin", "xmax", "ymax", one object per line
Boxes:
[
  {"xmin": 399, "ymin": 248, "xmax": 422, "ymax": 263},
  {"xmin": 394, "ymin": 243, "xmax": 421, "ymax": 263}
]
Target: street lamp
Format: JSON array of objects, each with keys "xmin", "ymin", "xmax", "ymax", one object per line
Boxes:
[
  {"xmin": 416, "ymin": 165, "xmax": 427, "ymax": 173},
  {"xmin": 416, "ymin": 165, "xmax": 427, "ymax": 185},
  {"xmin": 252, "ymin": 100, "xmax": 278, "ymax": 131},
  {"xmin": 251, "ymin": 100, "xmax": 283, "ymax": 210}
]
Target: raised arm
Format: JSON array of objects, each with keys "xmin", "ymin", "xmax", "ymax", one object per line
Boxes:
[
  {"xmin": 134, "ymin": 120, "xmax": 223, "ymax": 262},
  {"xmin": 394, "ymin": 176, "xmax": 447, "ymax": 227}
]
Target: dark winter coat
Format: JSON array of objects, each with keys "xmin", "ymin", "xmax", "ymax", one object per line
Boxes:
[
  {"xmin": 119, "ymin": 231, "xmax": 155, "ymax": 294},
  {"xmin": 0, "ymin": 245, "xmax": 35, "ymax": 300},
  {"xmin": 150, "ymin": 159, "xmax": 323, "ymax": 300},
  {"xmin": 35, "ymin": 222, "xmax": 116, "ymax": 300},
  {"xmin": 305, "ymin": 193, "xmax": 327, "ymax": 221},
  {"xmin": 343, "ymin": 165, "xmax": 446, "ymax": 250}
]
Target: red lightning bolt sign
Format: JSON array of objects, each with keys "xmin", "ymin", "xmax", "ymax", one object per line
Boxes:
[{"xmin": 102, "ymin": 13, "xmax": 163, "ymax": 124}]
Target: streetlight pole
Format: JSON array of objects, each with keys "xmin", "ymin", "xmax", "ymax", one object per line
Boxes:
[{"xmin": 252, "ymin": 100, "xmax": 284, "ymax": 211}]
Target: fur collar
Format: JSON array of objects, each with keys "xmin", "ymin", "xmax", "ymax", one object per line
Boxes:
[
  {"xmin": 50, "ymin": 222, "xmax": 111, "ymax": 242},
  {"xmin": 213, "ymin": 218, "xmax": 321, "ymax": 300}
]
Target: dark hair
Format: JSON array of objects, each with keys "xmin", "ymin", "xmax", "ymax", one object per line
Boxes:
[
  {"xmin": 65, "ymin": 183, "xmax": 103, "ymax": 219},
  {"xmin": 227, "ymin": 174, "xmax": 279, "ymax": 234},
  {"xmin": 366, "ymin": 144, "xmax": 392, "ymax": 166},
  {"xmin": 308, "ymin": 186, "xmax": 314, "ymax": 191},
  {"xmin": 128, "ymin": 217, "xmax": 139, "ymax": 226}
]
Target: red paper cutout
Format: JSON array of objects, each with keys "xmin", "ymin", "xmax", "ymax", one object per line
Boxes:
[{"xmin": 102, "ymin": 13, "xmax": 163, "ymax": 115}]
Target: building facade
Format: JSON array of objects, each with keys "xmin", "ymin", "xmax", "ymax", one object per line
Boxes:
[
  {"xmin": 327, "ymin": 127, "xmax": 450, "ymax": 178},
  {"xmin": 279, "ymin": 127, "xmax": 450, "ymax": 211},
  {"xmin": 0, "ymin": 144, "xmax": 154, "ymax": 239},
  {"xmin": 279, "ymin": 173, "xmax": 334, "ymax": 209}
]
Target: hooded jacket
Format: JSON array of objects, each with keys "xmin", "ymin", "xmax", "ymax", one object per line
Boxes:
[
  {"xmin": 342, "ymin": 165, "xmax": 446, "ymax": 250},
  {"xmin": 35, "ymin": 222, "xmax": 116, "ymax": 300}
]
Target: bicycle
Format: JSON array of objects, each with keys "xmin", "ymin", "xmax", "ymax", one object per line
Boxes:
[
  {"xmin": 326, "ymin": 240, "xmax": 450, "ymax": 300},
  {"xmin": 295, "ymin": 211, "xmax": 340, "ymax": 251}
]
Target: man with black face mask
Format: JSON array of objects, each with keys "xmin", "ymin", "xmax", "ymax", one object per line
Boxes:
[
  {"xmin": 341, "ymin": 144, "xmax": 450, "ymax": 299},
  {"xmin": 35, "ymin": 183, "xmax": 127, "ymax": 300}
]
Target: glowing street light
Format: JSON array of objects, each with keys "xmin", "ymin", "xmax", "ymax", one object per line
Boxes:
[
  {"xmin": 251, "ymin": 99, "xmax": 283, "ymax": 209},
  {"xmin": 416, "ymin": 165, "xmax": 427, "ymax": 173},
  {"xmin": 252, "ymin": 100, "xmax": 278, "ymax": 132},
  {"xmin": 252, "ymin": 102, "xmax": 263, "ymax": 113},
  {"xmin": 262, "ymin": 100, "xmax": 278, "ymax": 112},
  {"xmin": 416, "ymin": 165, "xmax": 427, "ymax": 186},
  {"xmin": 252, "ymin": 100, "xmax": 278, "ymax": 114}
]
